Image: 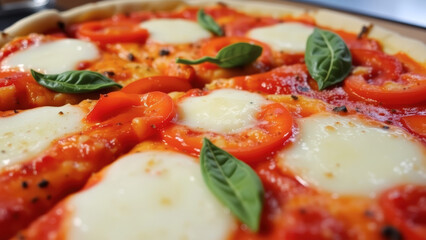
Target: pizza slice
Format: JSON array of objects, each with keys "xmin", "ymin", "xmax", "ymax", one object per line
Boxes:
[{"xmin": 0, "ymin": 90, "xmax": 175, "ymax": 239}]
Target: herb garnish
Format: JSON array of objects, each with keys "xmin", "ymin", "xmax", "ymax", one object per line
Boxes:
[
  {"xmin": 305, "ymin": 28, "xmax": 352, "ymax": 90},
  {"xmin": 31, "ymin": 69, "xmax": 122, "ymax": 93},
  {"xmin": 176, "ymin": 42, "xmax": 262, "ymax": 68},
  {"xmin": 200, "ymin": 138, "xmax": 264, "ymax": 232},
  {"xmin": 197, "ymin": 9, "xmax": 223, "ymax": 36}
]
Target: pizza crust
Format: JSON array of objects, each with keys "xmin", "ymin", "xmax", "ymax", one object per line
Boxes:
[{"xmin": 0, "ymin": 0, "xmax": 425, "ymax": 64}]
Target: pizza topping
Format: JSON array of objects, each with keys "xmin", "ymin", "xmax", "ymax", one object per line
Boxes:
[
  {"xmin": 64, "ymin": 150, "xmax": 237, "ymax": 239},
  {"xmin": 332, "ymin": 105, "xmax": 348, "ymax": 113},
  {"xmin": 0, "ymin": 105, "xmax": 85, "ymax": 170},
  {"xmin": 76, "ymin": 19, "xmax": 149, "ymax": 44},
  {"xmin": 344, "ymin": 49, "xmax": 426, "ymax": 106},
  {"xmin": 31, "ymin": 69, "xmax": 121, "ymax": 93},
  {"xmin": 379, "ymin": 185, "xmax": 426, "ymax": 240},
  {"xmin": 277, "ymin": 113, "xmax": 426, "ymax": 197},
  {"xmin": 247, "ymin": 22, "xmax": 314, "ymax": 53},
  {"xmin": 37, "ymin": 179, "xmax": 49, "ymax": 188},
  {"xmin": 175, "ymin": 89, "xmax": 268, "ymax": 134},
  {"xmin": 200, "ymin": 138, "xmax": 263, "ymax": 232},
  {"xmin": 21, "ymin": 181, "xmax": 29, "ymax": 189},
  {"xmin": 197, "ymin": 9, "xmax": 224, "ymax": 36},
  {"xmin": 161, "ymin": 89, "xmax": 293, "ymax": 161},
  {"xmin": 1, "ymin": 39, "xmax": 99, "ymax": 74},
  {"xmin": 176, "ymin": 42, "xmax": 262, "ymax": 68},
  {"xmin": 121, "ymin": 76, "xmax": 191, "ymax": 94},
  {"xmin": 139, "ymin": 19, "xmax": 212, "ymax": 44},
  {"xmin": 199, "ymin": 36, "xmax": 273, "ymax": 69},
  {"xmin": 305, "ymin": 28, "xmax": 352, "ymax": 90}
]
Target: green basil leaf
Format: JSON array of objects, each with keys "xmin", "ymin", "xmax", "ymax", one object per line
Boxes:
[
  {"xmin": 200, "ymin": 138, "xmax": 264, "ymax": 232},
  {"xmin": 305, "ymin": 28, "xmax": 352, "ymax": 90},
  {"xmin": 176, "ymin": 42, "xmax": 262, "ymax": 68},
  {"xmin": 197, "ymin": 9, "xmax": 223, "ymax": 36},
  {"xmin": 31, "ymin": 69, "xmax": 122, "ymax": 93}
]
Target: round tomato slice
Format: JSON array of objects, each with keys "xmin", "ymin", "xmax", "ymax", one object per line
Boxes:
[
  {"xmin": 121, "ymin": 76, "xmax": 192, "ymax": 94},
  {"xmin": 161, "ymin": 90, "xmax": 293, "ymax": 162},
  {"xmin": 379, "ymin": 185, "xmax": 426, "ymax": 240},
  {"xmin": 401, "ymin": 115, "xmax": 426, "ymax": 137},
  {"xmin": 86, "ymin": 91, "xmax": 176, "ymax": 132},
  {"xmin": 200, "ymin": 36, "xmax": 273, "ymax": 70},
  {"xmin": 344, "ymin": 73, "xmax": 426, "ymax": 106},
  {"xmin": 76, "ymin": 20, "xmax": 149, "ymax": 44},
  {"xmin": 344, "ymin": 49, "xmax": 426, "ymax": 106}
]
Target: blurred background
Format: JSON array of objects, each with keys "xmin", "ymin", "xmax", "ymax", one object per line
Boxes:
[{"xmin": 0, "ymin": 0, "xmax": 425, "ymax": 39}]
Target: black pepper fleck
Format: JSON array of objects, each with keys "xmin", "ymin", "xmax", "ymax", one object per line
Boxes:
[
  {"xmin": 382, "ymin": 125, "xmax": 390, "ymax": 130},
  {"xmin": 103, "ymin": 71, "xmax": 115, "ymax": 77},
  {"xmin": 159, "ymin": 49, "xmax": 170, "ymax": 56},
  {"xmin": 57, "ymin": 21, "xmax": 66, "ymax": 32},
  {"xmin": 151, "ymin": 124, "xmax": 156, "ymax": 129},
  {"xmin": 38, "ymin": 179, "xmax": 49, "ymax": 188},
  {"xmin": 21, "ymin": 181, "xmax": 28, "ymax": 189},
  {"xmin": 13, "ymin": 109, "xmax": 19, "ymax": 113},
  {"xmin": 291, "ymin": 95, "xmax": 299, "ymax": 100},
  {"xmin": 333, "ymin": 106, "xmax": 348, "ymax": 113},
  {"xmin": 363, "ymin": 210, "xmax": 374, "ymax": 218},
  {"xmin": 381, "ymin": 225, "xmax": 403, "ymax": 240},
  {"xmin": 127, "ymin": 53, "xmax": 135, "ymax": 61},
  {"xmin": 31, "ymin": 197, "xmax": 39, "ymax": 204},
  {"xmin": 297, "ymin": 86, "xmax": 309, "ymax": 92},
  {"xmin": 46, "ymin": 195, "xmax": 52, "ymax": 200}
]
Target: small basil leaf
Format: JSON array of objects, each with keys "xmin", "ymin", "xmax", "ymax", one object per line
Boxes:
[
  {"xmin": 176, "ymin": 42, "xmax": 262, "ymax": 68},
  {"xmin": 305, "ymin": 28, "xmax": 352, "ymax": 90},
  {"xmin": 200, "ymin": 138, "xmax": 264, "ymax": 232},
  {"xmin": 31, "ymin": 69, "xmax": 122, "ymax": 93},
  {"xmin": 197, "ymin": 9, "xmax": 223, "ymax": 36}
]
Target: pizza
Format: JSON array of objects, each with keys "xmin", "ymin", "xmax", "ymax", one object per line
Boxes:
[{"xmin": 0, "ymin": 0, "xmax": 424, "ymax": 239}]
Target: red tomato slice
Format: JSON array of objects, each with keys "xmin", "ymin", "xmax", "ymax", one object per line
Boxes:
[
  {"xmin": 86, "ymin": 91, "xmax": 176, "ymax": 132},
  {"xmin": 401, "ymin": 115, "xmax": 426, "ymax": 137},
  {"xmin": 379, "ymin": 185, "xmax": 426, "ymax": 240},
  {"xmin": 344, "ymin": 73, "xmax": 426, "ymax": 106},
  {"xmin": 121, "ymin": 76, "xmax": 192, "ymax": 94},
  {"xmin": 161, "ymin": 90, "xmax": 293, "ymax": 162},
  {"xmin": 344, "ymin": 49, "xmax": 426, "ymax": 106},
  {"xmin": 86, "ymin": 91, "xmax": 141, "ymax": 122},
  {"xmin": 200, "ymin": 36, "xmax": 273, "ymax": 70},
  {"xmin": 76, "ymin": 20, "xmax": 149, "ymax": 44}
]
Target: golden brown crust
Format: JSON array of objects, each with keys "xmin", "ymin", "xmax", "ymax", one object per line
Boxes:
[{"xmin": 0, "ymin": 0, "xmax": 425, "ymax": 64}]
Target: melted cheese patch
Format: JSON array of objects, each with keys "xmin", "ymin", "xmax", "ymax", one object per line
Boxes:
[
  {"xmin": 247, "ymin": 22, "xmax": 314, "ymax": 53},
  {"xmin": 0, "ymin": 105, "xmax": 85, "ymax": 170},
  {"xmin": 278, "ymin": 113, "xmax": 426, "ymax": 197},
  {"xmin": 177, "ymin": 89, "xmax": 268, "ymax": 134},
  {"xmin": 1, "ymin": 39, "xmax": 99, "ymax": 74},
  {"xmin": 139, "ymin": 19, "xmax": 212, "ymax": 44},
  {"xmin": 67, "ymin": 151, "xmax": 236, "ymax": 240}
]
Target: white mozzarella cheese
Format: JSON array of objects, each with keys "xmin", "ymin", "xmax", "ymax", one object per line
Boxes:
[
  {"xmin": 139, "ymin": 19, "xmax": 212, "ymax": 44},
  {"xmin": 177, "ymin": 89, "xmax": 269, "ymax": 134},
  {"xmin": 67, "ymin": 151, "xmax": 236, "ymax": 240},
  {"xmin": 0, "ymin": 105, "xmax": 85, "ymax": 170},
  {"xmin": 247, "ymin": 22, "xmax": 314, "ymax": 53},
  {"xmin": 1, "ymin": 39, "xmax": 99, "ymax": 74},
  {"xmin": 278, "ymin": 113, "xmax": 426, "ymax": 197}
]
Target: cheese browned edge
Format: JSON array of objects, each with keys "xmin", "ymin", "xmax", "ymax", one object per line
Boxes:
[{"xmin": 0, "ymin": 0, "xmax": 425, "ymax": 65}]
